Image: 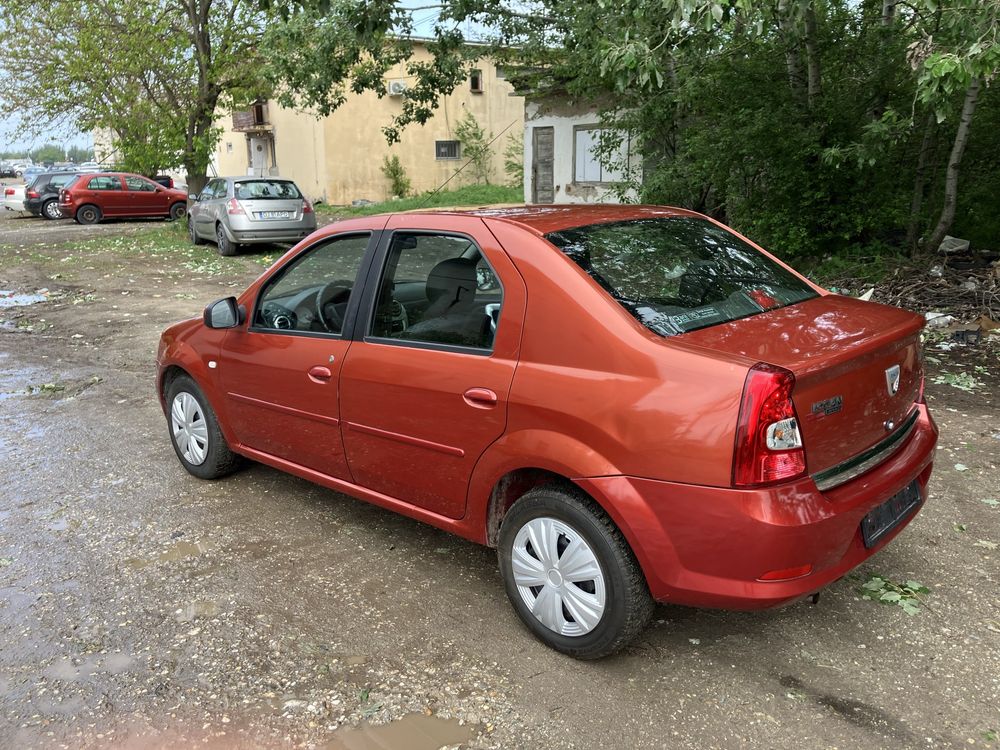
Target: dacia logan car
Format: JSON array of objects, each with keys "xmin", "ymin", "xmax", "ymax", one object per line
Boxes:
[{"xmin": 157, "ymin": 206, "xmax": 938, "ymax": 658}]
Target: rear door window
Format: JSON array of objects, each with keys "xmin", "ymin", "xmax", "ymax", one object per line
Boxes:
[{"xmin": 546, "ymin": 217, "xmax": 817, "ymax": 336}]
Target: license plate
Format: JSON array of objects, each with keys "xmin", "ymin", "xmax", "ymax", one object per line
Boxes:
[
  {"xmin": 860, "ymin": 480, "xmax": 922, "ymax": 548},
  {"xmin": 257, "ymin": 210, "xmax": 290, "ymax": 219}
]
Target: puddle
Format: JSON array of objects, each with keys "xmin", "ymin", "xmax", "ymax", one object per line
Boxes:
[
  {"xmin": 0, "ymin": 290, "xmax": 49, "ymax": 308},
  {"xmin": 43, "ymin": 653, "xmax": 134, "ymax": 682},
  {"xmin": 176, "ymin": 599, "xmax": 219, "ymax": 622},
  {"xmin": 323, "ymin": 713, "xmax": 474, "ymax": 750},
  {"xmin": 127, "ymin": 539, "xmax": 217, "ymax": 569}
]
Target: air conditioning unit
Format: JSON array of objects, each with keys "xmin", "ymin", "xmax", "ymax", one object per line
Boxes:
[{"xmin": 388, "ymin": 80, "xmax": 407, "ymax": 97}]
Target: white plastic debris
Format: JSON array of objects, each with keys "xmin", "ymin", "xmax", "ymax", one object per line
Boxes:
[
  {"xmin": 929, "ymin": 265, "xmax": 944, "ymax": 278},
  {"xmin": 857, "ymin": 288, "xmax": 874, "ymax": 302},
  {"xmin": 924, "ymin": 312, "xmax": 955, "ymax": 328},
  {"xmin": 938, "ymin": 235, "xmax": 970, "ymax": 254}
]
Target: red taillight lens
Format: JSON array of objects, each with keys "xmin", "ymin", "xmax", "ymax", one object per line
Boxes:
[
  {"xmin": 3, "ymin": 188, "xmax": 13, "ymax": 196},
  {"xmin": 733, "ymin": 363, "xmax": 806, "ymax": 487},
  {"xmin": 226, "ymin": 198, "xmax": 245, "ymax": 215},
  {"xmin": 302, "ymin": 199, "xmax": 313, "ymax": 214},
  {"xmin": 26, "ymin": 190, "xmax": 39, "ymax": 199},
  {"xmin": 916, "ymin": 373, "xmax": 925, "ymax": 404}
]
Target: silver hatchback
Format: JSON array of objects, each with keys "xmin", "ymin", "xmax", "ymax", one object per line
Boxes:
[{"xmin": 188, "ymin": 177, "xmax": 317, "ymax": 256}]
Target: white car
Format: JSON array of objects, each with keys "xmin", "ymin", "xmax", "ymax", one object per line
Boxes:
[
  {"xmin": 77, "ymin": 162, "xmax": 103, "ymax": 173},
  {"xmin": 2, "ymin": 184, "xmax": 27, "ymax": 212}
]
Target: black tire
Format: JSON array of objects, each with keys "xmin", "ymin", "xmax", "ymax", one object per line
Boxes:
[
  {"xmin": 216, "ymin": 223, "xmax": 239, "ymax": 257},
  {"xmin": 164, "ymin": 375, "xmax": 242, "ymax": 480},
  {"xmin": 169, "ymin": 202, "xmax": 187, "ymax": 221},
  {"xmin": 188, "ymin": 217, "xmax": 205, "ymax": 245},
  {"xmin": 498, "ymin": 484, "xmax": 654, "ymax": 659},
  {"xmin": 41, "ymin": 199, "xmax": 62, "ymax": 220},
  {"xmin": 75, "ymin": 204, "xmax": 101, "ymax": 225}
]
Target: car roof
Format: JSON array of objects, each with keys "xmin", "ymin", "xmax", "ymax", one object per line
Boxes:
[
  {"xmin": 387, "ymin": 204, "xmax": 704, "ymax": 236},
  {"xmin": 227, "ymin": 176, "xmax": 296, "ymax": 183}
]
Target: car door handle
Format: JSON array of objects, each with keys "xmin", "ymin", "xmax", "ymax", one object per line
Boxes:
[
  {"xmin": 463, "ymin": 387, "xmax": 497, "ymax": 408},
  {"xmin": 307, "ymin": 365, "xmax": 332, "ymax": 382}
]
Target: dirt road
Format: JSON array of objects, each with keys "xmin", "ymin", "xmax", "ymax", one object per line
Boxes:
[{"xmin": 1, "ymin": 211, "xmax": 998, "ymax": 749}]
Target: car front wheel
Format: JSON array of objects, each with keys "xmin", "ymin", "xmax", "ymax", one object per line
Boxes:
[
  {"xmin": 42, "ymin": 199, "xmax": 62, "ymax": 220},
  {"xmin": 165, "ymin": 375, "xmax": 242, "ymax": 480},
  {"xmin": 188, "ymin": 217, "xmax": 204, "ymax": 245},
  {"xmin": 498, "ymin": 484, "xmax": 654, "ymax": 659},
  {"xmin": 75, "ymin": 204, "xmax": 101, "ymax": 225}
]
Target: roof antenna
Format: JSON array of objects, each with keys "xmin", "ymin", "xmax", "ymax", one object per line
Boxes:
[{"xmin": 417, "ymin": 118, "xmax": 521, "ymax": 209}]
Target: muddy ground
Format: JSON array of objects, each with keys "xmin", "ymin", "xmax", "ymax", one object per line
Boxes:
[{"xmin": 0, "ymin": 209, "xmax": 998, "ymax": 750}]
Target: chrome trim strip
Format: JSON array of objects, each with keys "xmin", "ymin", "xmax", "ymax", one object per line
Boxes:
[{"xmin": 812, "ymin": 409, "xmax": 920, "ymax": 492}]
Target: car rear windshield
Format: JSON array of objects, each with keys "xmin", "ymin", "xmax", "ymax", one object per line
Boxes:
[
  {"xmin": 235, "ymin": 180, "xmax": 301, "ymax": 200},
  {"xmin": 546, "ymin": 217, "xmax": 818, "ymax": 336}
]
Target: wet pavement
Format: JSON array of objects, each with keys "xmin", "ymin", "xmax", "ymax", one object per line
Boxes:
[{"xmin": 1, "ymin": 211, "xmax": 998, "ymax": 749}]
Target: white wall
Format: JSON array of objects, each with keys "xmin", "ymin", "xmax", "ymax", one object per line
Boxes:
[{"xmin": 522, "ymin": 100, "xmax": 640, "ymax": 204}]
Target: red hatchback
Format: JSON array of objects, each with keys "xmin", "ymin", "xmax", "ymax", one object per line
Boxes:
[
  {"xmin": 59, "ymin": 172, "xmax": 188, "ymax": 224},
  {"xmin": 156, "ymin": 206, "xmax": 937, "ymax": 658}
]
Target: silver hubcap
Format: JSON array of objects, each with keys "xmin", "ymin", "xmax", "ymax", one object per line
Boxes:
[
  {"xmin": 511, "ymin": 517, "xmax": 606, "ymax": 637},
  {"xmin": 170, "ymin": 392, "xmax": 208, "ymax": 465},
  {"xmin": 45, "ymin": 203, "xmax": 60, "ymax": 218}
]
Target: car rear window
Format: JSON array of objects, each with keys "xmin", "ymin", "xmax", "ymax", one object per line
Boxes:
[
  {"xmin": 235, "ymin": 180, "xmax": 301, "ymax": 200},
  {"xmin": 546, "ymin": 217, "xmax": 818, "ymax": 336}
]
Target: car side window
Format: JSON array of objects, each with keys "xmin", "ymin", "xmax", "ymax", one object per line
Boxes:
[
  {"xmin": 253, "ymin": 233, "xmax": 371, "ymax": 335},
  {"xmin": 370, "ymin": 232, "xmax": 503, "ymax": 351},
  {"xmin": 125, "ymin": 176, "xmax": 156, "ymax": 192},
  {"xmin": 199, "ymin": 179, "xmax": 220, "ymax": 201},
  {"xmin": 87, "ymin": 176, "xmax": 120, "ymax": 191}
]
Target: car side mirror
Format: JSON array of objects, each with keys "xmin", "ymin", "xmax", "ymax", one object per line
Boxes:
[
  {"xmin": 188, "ymin": 194, "xmax": 198, "ymax": 201},
  {"xmin": 203, "ymin": 297, "xmax": 244, "ymax": 329}
]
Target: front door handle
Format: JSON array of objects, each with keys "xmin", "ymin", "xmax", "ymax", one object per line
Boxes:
[
  {"xmin": 307, "ymin": 365, "xmax": 332, "ymax": 383},
  {"xmin": 463, "ymin": 387, "xmax": 497, "ymax": 408}
]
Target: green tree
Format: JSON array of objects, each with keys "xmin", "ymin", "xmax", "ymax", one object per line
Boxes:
[
  {"xmin": 0, "ymin": 0, "xmax": 272, "ymax": 191},
  {"xmin": 503, "ymin": 133, "xmax": 524, "ymax": 189},
  {"xmin": 29, "ymin": 144, "xmax": 65, "ymax": 164},
  {"xmin": 454, "ymin": 111, "xmax": 493, "ymax": 185},
  {"xmin": 381, "ymin": 154, "xmax": 412, "ymax": 198}
]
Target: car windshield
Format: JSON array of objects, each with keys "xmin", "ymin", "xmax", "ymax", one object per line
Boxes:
[
  {"xmin": 235, "ymin": 180, "xmax": 301, "ymax": 200},
  {"xmin": 546, "ymin": 217, "xmax": 818, "ymax": 336}
]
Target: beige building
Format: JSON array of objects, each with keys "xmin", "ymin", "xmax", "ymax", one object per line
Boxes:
[{"xmin": 213, "ymin": 43, "xmax": 525, "ymax": 205}]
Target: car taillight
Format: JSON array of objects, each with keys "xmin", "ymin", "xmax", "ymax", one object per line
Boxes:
[
  {"xmin": 3, "ymin": 188, "xmax": 12, "ymax": 196},
  {"xmin": 226, "ymin": 198, "xmax": 245, "ymax": 215},
  {"xmin": 916, "ymin": 373, "xmax": 925, "ymax": 404},
  {"xmin": 733, "ymin": 363, "xmax": 806, "ymax": 487},
  {"xmin": 26, "ymin": 190, "xmax": 39, "ymax": 199},
  {"xmin": 302, "ymin": 199, "xmax": 313, "ymax": 214}
]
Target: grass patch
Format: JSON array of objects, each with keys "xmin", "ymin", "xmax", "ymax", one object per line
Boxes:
[
  {"xmin": 316, "ymin": 184, "xmax": 522, "ymax": 217},
  {"xmin": 805, "ymin": 243, "xmax": 910, "ymax": 294}
]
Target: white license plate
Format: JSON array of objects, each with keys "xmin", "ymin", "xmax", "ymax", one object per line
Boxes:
[{"xmin": 257, "ymin": 211, "xmax": 290, "ymax": 219}]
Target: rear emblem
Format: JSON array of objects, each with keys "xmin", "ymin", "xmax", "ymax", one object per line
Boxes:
[
  {"xmin": 885, "ymin": 365, "xmax": 901, "ymax": 396},
  {"xmin": 811, "ymin": 395, "xmax": 843, "ymax": 417}
]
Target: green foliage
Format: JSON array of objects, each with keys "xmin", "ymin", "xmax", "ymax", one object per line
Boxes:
[
  {"xmin": 380, "ymin": 154, "xmax": 412, "ymax": 198},
  {"xmin": 931, "ymin": 371, "xmax": 983, "ymax": 392},
  {"xmin": 503, "ymin": 133, "xmax": 524, "ymax": 189},
  {"xmin": 29, "ymin": 144, "xmax": 66, "ymax": 164},
  {"xmin": 860, "ymin": 574, "xmax": 930, "ymax": 616},
  {"xmin": 454, "ymin": 111, "xmax": 493, "ymax": 185},
  {"xmin": 316, "ymin": 184, "xmax": 521, "ymax": 216}
]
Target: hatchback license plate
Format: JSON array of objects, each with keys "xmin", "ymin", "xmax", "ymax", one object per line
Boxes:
[
  {"xmin": 860, "ymin": 480, "xmax": 921, "ymax": 548},
  {"xmin": 257, "ymin": 211, "xmax": 290, "ymax": 219}
]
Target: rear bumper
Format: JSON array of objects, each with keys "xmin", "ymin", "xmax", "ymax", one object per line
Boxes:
[
  {"xmin": 24, "ymin": 198, "xmax": 44, "ymax": 214},
  {"xmin": 578, "ymin": 403, "xmax": 938, "ymax": 609},
  {"xmin": 226, "ymin": 217, "xmax": 316, "ymax": 244}
]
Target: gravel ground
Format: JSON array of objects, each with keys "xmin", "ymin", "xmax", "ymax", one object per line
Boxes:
[{"xmin": 0, "ymin": 210, "xmax": 998, "ymax": 749}]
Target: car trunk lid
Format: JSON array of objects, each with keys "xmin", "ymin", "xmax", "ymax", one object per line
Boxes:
[
  {"xmin": 236, "ymin": 198, "xmax": 304, "ymax": 223},
  {"xmin": 677, "ymin": 294, "xmax": 924, "ymax": 476}
]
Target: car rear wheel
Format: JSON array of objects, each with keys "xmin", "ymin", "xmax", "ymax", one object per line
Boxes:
[
  {"xmin": 498, "ymin": 484, "xmax": 654, "ymax": 659},
  {"xmin": 169, "ymin": 202, "xmax": 187, "ymax": 221},
  {"xmin": 188, "ymin": 217, "xmax": 205, "ymax": 245},
  {"xmin": 41, "ymin": 199, "xmax": 62, "ymax": 220},
  {"xmin": 75, "ymin": 204, "xmax": 101, "ymax": 225},
  {"xmin": 216, "ymin": 224, "xmax": 239, "ymax": 257},
  {"xmin": 165, "ymin": 375, "xmax": 242, "ymax": 480}
]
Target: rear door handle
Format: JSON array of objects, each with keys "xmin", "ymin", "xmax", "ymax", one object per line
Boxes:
[
  {"xmin": 308, "ymin": 365, "xmax": 332, "ymax": 382},
  {"xmin": 463, "ymin": 387, "xmax": 497, "ymax": 408}
]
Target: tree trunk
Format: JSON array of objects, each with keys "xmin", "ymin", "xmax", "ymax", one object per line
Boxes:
[
  {"xmin": 777, "ymin": 0, "xmax": 806, "ymax": 104},
  {"xmin": 803, "ymin": 3, "xmax": 822, "ymax": 107},
  {"xmin": 905, "ymin": 112, "xmax": 936, "ymax": 256},
  {"xmin": 925, "ymin": 78, "xmax": 980, "ymax": 254}
]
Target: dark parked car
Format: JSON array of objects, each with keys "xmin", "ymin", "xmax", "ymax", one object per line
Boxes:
[
  {"xmin": 157, "ymin": 205, "xmax": 938, "ymax": 658},
  {"xmin": 25, "ymin": 172, "xmax": 80, "ymax": 219},
  {"xmin": 59, "ymin": 172, "xmax": 188, "ymax": 224}
]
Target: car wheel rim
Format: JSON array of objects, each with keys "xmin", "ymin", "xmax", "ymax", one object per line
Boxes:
[
  {"xmin": 511, "ymin": 516, "xmax": 606, "ymax": 637},
  {"xmin": 170, "ymin": 392, "xmax": 209, "ymax": 466},
  {"xmin": 45, "ymin": 203, "xmax": 60, "ymax": 219}
]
